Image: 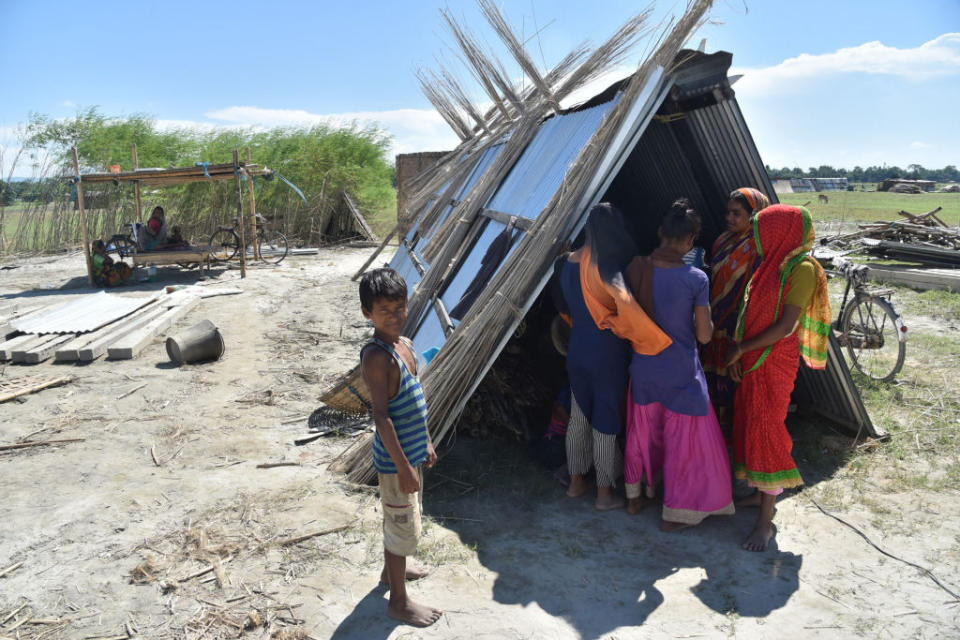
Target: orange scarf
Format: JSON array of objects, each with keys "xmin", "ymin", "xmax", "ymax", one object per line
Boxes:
[{"xmin": 578, "ymin": 247, "xmax": 672, "ymax": 356}]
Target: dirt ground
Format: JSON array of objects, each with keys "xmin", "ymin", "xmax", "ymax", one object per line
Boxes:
[{"xmin": 1, "ymin": 247, "xmax": 958, "ymax": 640}]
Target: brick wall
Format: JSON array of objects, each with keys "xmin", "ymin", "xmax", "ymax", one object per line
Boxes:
[{"xmin": 395, "ymin": 151, "xmax": 449, "ymax": 229}]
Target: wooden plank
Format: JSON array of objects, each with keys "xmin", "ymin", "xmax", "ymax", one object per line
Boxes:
[
  {"xmin": 22, "ymin": 334, "xmax": 76, "ymax": 364},
  {"xmin": 131, "ymin": 250, "xmax": 210, "ymax": 266},
  {"xmin": 867, "ymin": 266, "xmax": 960, "ymax": 292},
  {"xmin": 55, "ymin": 306, "xmax": 150, "ymax": 362},
  {"xmin": 75, "ymin": 304, "xmax": 171, "ymax": 362},
  {"xmin": 343, "ymin": 190, "xmax": 378, "ymax": 241},
  {"xmin": 0, "ymin": 334, "xmax": 37, "ymax": 361},
  {"xmin": 9, "ymin": 335, "xmax": 54, "ymax": 363},
  {"xmin": 107, "ymin": 296, "xmax": 200, "ymax": 360}
]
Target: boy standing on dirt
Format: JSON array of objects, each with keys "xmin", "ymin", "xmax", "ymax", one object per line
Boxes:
[{"xmin": 359, "ymin": 267, "xmax": 441, "ymax": 628}]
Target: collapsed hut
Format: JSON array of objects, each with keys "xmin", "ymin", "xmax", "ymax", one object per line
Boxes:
[{"xmin": 326, "ymin": 0, "xmax": 877, "ymax": 483}]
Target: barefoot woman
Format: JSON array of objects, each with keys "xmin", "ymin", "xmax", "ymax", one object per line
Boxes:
[{"xmin": 726, "ymin": 204, "xmax": 831, "ymax": 551}]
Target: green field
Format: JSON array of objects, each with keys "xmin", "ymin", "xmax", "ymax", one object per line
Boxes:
[{"xmin": 777, "ymin": 189, "xmax": 960, "ymax": 225}]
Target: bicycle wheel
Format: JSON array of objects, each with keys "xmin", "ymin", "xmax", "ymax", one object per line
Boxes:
[
  {"xmin": 258, "ymin": 230, "xmax": 289, "ymax": 265},
  {"xmin": 841, "ymin": 294, "xmax": 906, "ymax": 382},
  {"xmin": 208, "ymin": 228, "xmax": 240, "ymax": 262},
  {"xmin": 107, "ymin": 235, "xmax": 136, "ymax": 259}
]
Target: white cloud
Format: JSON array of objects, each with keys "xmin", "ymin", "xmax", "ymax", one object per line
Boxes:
[
  {"xmin": 910, "ymin": 141, "xmax": 933, "ymax": 149},
  {"xmin": 733, "ymin": 32, "xmax": 960, "ymax": 94},
  {"xmin": 61, "ymin": 100, "xmax": 76, "ymax": 108}
]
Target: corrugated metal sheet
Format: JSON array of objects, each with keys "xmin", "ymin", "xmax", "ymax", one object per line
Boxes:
[
  {"xmin": 600, "ymin": 58, "xmax": 875, "ymax": 438},
  {"xmin": 486, "ymin": 96, "xmax": 622, "ymax": 220},
  {"xmin": 12, "ymin": 292, "xmax": 155, "ymax": 335}
]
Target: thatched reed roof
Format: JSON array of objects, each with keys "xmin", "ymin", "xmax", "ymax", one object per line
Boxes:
[{"xmin": 326, "ymin": 1, "xmax": 876, "ymax": 483}]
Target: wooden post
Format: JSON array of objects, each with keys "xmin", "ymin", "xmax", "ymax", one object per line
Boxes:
[
  {"xmin": 72, "ymin": 147, "xmax": 95, "ymax": 286},
  {"xmin": 246, "ymin": 147, "xmax": 260, "ymax": 260},
  {"xmin": 132, "ymin": 143, "xmax": 143, "ymax": 223},
  {"xmin": 233, "ymin": 149, "xmax": 246, "ymax": 278}
]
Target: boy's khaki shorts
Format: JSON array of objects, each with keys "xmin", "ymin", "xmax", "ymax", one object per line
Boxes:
[{"xmin": 378, "ymin": 467, "xmax": 423, "ymax": 557}]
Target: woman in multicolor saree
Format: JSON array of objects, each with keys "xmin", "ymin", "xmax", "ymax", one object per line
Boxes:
[
  {"xmin": 725, "ymin": 204, "xmax": 831, "ymax": 551},
  {"xmin": 702, "ymin": 187, "xmax": 768, "ymax": 439}
]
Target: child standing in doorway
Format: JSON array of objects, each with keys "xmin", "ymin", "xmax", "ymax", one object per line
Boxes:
[{"xmin": 359, "ymin": 268, "xmax": 441, "ymax": 627}]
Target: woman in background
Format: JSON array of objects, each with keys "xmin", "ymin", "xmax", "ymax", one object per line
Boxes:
[{"xmin": 702, "ymin": 188, "xmax": 769, "ymax": 439}]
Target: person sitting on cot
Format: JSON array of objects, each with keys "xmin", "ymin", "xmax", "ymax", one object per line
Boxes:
[
  {"xmin": 91, "ymin": 239, "xmax": 132, "ymax": 287},
  {"xmin": 142, "ymin": 206, "xmax": 187, "ymax": 251}
]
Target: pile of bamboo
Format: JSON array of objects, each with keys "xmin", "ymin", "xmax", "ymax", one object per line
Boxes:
[{"xmin": 824, "ymin": 207, "xmax": 960, "ymax": 252}]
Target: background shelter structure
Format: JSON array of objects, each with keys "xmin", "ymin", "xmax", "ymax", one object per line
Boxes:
[
  {"xmin": 69, "ymin": 146, "xmax": 276, "ymax": 283},
  {"xmin": 325, "ymin": 0, "xmax": 876, "ymax": 483}
]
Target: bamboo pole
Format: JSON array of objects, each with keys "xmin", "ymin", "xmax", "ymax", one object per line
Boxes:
[
  {"xmin": 351, "ymin": 223, "xmax": 398, "ymax": 281},
  {"xmin": 233, "ymin": 149, "xmax": 246, "ymax": 278},
  {"xmin": 132, "ymin": 143, "xmax": 143, "ymax": 223},
  {"xmin": 72, "ymin": 148, "xmax": 94, "ymax": 286},
  {"xmin": 246, "ymin": 147, "xmax": 260, "ymax": 260}
]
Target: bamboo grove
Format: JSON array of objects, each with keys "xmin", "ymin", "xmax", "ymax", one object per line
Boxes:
[{"xmin": 0, "ymin": 111, "xmax": 397, "ymax": 254}]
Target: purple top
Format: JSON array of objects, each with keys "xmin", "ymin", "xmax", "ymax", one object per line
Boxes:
[{"xmin": 629, "ymin": 264, "xmax": 711, "ymax": 416}]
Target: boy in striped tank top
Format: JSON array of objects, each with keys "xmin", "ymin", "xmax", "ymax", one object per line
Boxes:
[{"xmin": 359, "ymin": 268, "xmax": 441, "ymax": 628}]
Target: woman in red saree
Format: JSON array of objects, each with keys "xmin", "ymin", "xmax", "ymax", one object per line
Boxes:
[
  {"xmin": 726, "ymin": 204, "xmax": 831, "ymax": 551},
  {"xmin": 702, "ymin": 188, "xmax": 768, "ymax": 438}
]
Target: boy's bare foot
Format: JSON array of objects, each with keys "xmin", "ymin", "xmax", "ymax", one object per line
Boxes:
[
  {"xmin": 380, "ymin": 563, "xmax": 430, "ymax": 584},
  {"xmin": 735, "ymin": 490, "xmax": 763, "ymax": 508},
  {"xmin": 595, "ymin": 493, "xmax": 625, "ymax": 511},
  {"xmin": 626, "ymin": 496, "xmax": 647, "ymax": 515},
  {"xmin": 566, "ymin": 475, "xmax": 588, "ymax": 498},
  {"xmin": 387, "ymin": 599, "xmax": 442, "ymax": 627},
  {"xmin": 742, "ymin": 523, "xmax": 775, "ymax": 551},
  {"xmin": 660, "ymin": 520, "xmax": 690, "ymax": 533}
]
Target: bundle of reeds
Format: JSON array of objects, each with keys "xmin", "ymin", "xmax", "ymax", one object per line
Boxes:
[{"xmin": 339, "ymin": 1, "xmax": 714, "ymax": 484}]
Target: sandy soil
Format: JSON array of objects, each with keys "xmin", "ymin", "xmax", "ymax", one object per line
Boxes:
[{"xmin": 1, "ymin": 247, "xmax": 958, "ymax": 639}]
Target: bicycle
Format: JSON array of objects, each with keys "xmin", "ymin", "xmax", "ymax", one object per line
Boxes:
[
  {"xmin": 830, "ymin": 256, "xmax": 907, "ymax": 382},
  {"xmin": 106, "ymin": 223, "xmax": 140, "ymax": 259},
  {"xmin": 209, "ymin": 213, "xmax": 289, "ymax": 265}
]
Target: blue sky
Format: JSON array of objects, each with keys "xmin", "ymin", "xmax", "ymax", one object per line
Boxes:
[{"xmin": 1, "ymin": 0, "xmax": 958, "ymax": 173}]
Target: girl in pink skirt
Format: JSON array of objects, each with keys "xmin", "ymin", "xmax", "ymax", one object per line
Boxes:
[{"xmin": 623, "ymin": 200, "xmax": 734, "ymax": 530}]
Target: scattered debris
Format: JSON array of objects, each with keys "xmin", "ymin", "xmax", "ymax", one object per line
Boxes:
[
  {"xmin": 0, "ymin": 438, "xmax": 85, "ymax": 452},
  {"xmin": 0, "ymin": 375, "xmax": 73, "ymax": 403},
  {"xmin": 819, "ymin": 207, "xmax": 960, "ymax": 268}
]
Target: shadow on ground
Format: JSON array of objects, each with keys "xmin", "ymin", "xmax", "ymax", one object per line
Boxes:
[
  {"xmin": 420, "ymin": 437, "xmax": 807, "ymax": 639},
  {"xmin": 0, "ymin": 264, "xmax": 229, "ymax": 300},
  {"xmin": 329, "ymin": 584, "xmax": 403, "ymax": 640}
]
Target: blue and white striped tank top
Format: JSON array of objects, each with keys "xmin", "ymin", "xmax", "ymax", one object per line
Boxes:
[{"xmin": 366, "ymin": 336, "xmax": 429, "ymax": 473}]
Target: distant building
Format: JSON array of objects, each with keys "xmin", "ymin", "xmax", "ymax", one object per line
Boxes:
[
  {"xmin": 809, "ymin": 177, "xmax": 849, "ymax": 191},
  {"xmin": 771, "ymin": 177, "xmax": 848, "ymax": 193},
  {"xmin": 878, "ymin": 178, "xmax": 936, "ymax": 193}
]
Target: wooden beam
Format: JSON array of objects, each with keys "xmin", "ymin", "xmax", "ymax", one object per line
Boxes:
[
  {"xmin": 107, "ymin": 296, "xmax": 200, "ymax": 360},
  {"xmin": 22, "ymin": 334, "xmax": 75, "ymax": 364},
  {"xmin": 72, "ymin": 148, "xmax": 94, "ymax": 286},
  {"xmin": 77, "ymin": 304, "xmax": 170, "ymax": 362},
  {"xmin": 132, "ymin": 143, "xmax": 143, "ymax": 223},
  {"xmin": 55, "ymin": 297, "xmax": 163, "ymax": 362},
  {"xmin": 433, "ymin": 297, "xmax": 455, "ymax": 336},
  {"xmin": 246, "ymin": 148, "xmax": 260, "ymax": 260},
  {"xmin": 351, "ymin": 223, "xmax": 399, "ymax": 282},
  {"xmin": 0, "ymin": 334, "xmax": 38, "ymax": 361},
  {"xmin": 233, "ymin": 149, "xmax": 246, "ymax": 278},
  {"xmin": 479, "ymin": 208, "xmax": 533, "ymax": 230},
  {"xmin": 405, "ymin": 241, "xmax": 427, "ymax": 276}
]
